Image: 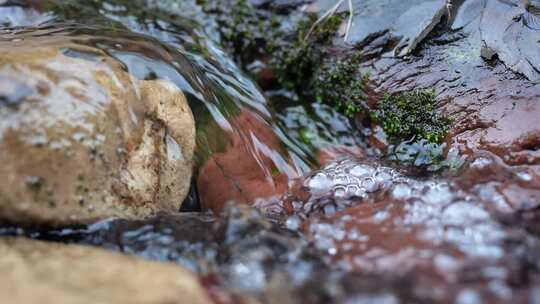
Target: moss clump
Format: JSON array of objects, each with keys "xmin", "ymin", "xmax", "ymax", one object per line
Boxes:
[
  {"xmin": 373, "ymin": 90, "xmax": 450, "ymax": 143},
  {"xmin": 268, "ymin": 14, "xmax": 344, "ymax": 91},
  {"xmin": 267, "ymin": 13, "xmax": 370, "ymax": 118},
  {"xmin": 197, "ymin": 1, "xmax": 370, "ymax": 118},
  {"xmin": 313, "ymin": 53, "xmax": 368, "ymax": 118}
]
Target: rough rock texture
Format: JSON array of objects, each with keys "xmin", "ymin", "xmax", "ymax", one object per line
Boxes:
[
  {"xmin": 366, "ymin": 2, "xmax": 540, "ymax": 170},
  {"xmin": 474, "ymin": 0, "xmax": 540, "ymax": 82},
  {"xmin": 0, "ymin": 29, "xmax": 196, "ymax": 226},
  {"xmin": 313, "ymin": 0, "xmax": 540, "ymax": 81},
  {"xmin": 0, "ymin": 237, "xmax": 212, "ymax": 304},
  {"xmin": 314, "ymin": 0, "xmax": 447, "ymax": 56}
]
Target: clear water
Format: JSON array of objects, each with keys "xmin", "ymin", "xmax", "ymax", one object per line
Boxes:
[
  {"xmin": 2, "ymin": 1, "xmax": 540, "ymax": 303},
  {"xmin": 1, "ymin": 0, "xmax": 328, "ymax": 192}
]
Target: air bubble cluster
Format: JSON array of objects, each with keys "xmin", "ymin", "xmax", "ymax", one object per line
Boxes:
[{"xmin": 301, "ymin": 159, "xmax": 404, "ymax": 216}]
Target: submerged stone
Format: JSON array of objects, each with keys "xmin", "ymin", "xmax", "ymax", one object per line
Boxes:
[{"xmin": 197, "ymin": 110, "xmax": 295, "ymax": 214}]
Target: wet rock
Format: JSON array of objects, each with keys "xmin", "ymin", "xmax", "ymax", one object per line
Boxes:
[
  {"xmin": 314, "ymin": 0, "xmax": 447, "ymax": 56},
  {"xmin": 477, "ymin": 0, "xmax": 540, "ymax": 82},
  {"xmin": 312, "ymin": 0, "xmax": 540, "ymax": 81},
  {"xmin": 278, "ymin": 157, "xmax": 540, "ymax": 303},
  {"xmin": 197, "ymin": 110, "xmax": 295, "ymax": 214},
  {"xmin": 366, "ymin": 3, "xmax": 540, "ymax": 169},
  {"xmin": 7, "ymin": 204, "xmax": 330, "ymax": 301},
  {"xmin": 0, "ymin": 237, "xmax": 212, "ymax": 304},
  {"xmin": 0, "ymin": 29, "xmax": 196, "ymax": 226}
]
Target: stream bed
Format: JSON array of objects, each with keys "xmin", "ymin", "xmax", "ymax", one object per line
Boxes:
[{"xmin": 0, "ymin": 0, "xmax": 540, "ymax": 303}]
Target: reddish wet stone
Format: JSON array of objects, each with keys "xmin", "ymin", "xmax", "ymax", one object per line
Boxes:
[
  {"xmin": 197, "ymin": 110, "xmax": 295, "ymax": 214},
  {"xmin": 278, "ymin": 156, "xmax": 540, "ymax": 303}
]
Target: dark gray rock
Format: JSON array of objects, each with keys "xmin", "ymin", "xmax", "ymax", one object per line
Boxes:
[
  {"xmin": 314, "ymin": 0, "xmax": 447, "ymax": 56},
  {"xmin": 458, "ymin": 0, "xmax": 540, "ymax": 82},
  {"xmin": 313, "ymin": 0, "xmax": 540, "ymax": 81}
]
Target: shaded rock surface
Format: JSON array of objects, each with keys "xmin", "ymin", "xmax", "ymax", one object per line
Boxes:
[
  {"xmin": 0, "ymin": 237, "xmax": 213, "ymax": 304},
  {"xmin": 474, "ymin": 0, "xmax": 540, "ymax": 82},
  {"xmin": 312, "ymin": 0, "xmax": 540, "ymax": 81},
  {"xmin": 0, "ymin": 28, "xmax": 196, "ymax": 226},
  {"xmin": 314, "ymin": 0, "xmax": 448, "ymax": 56}
]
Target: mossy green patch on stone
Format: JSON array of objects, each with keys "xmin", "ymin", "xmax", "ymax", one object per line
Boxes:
[
  {"xmin": 268, "ymin": 14, "xmax": 345, "ymax": 91},
  {"xmin": 195, "ymin": 0, "xmax": 370, "ymax": 119},
  {"xmin": 313, "ymin": 53, "xmax": 368, "ymax": 118},
  {"xmin": 373, "ymin": 89, "xmax": 450, "ymax": 143}
]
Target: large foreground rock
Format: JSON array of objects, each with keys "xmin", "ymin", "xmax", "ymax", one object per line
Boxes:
[
  {"xmin": 0, "ymin": 237, "xmax": 212, "ymax": 304},
  {"xmin": 0, "ymin": 29, "xmax": 196, "ymax": 226}
]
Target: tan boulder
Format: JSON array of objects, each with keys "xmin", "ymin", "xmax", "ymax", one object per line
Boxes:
[
  {"xmin": 0, "ymin": 237, "xmax": 212, "ymax": 304},
  {"xmin": 0, "ymin": 32, "xmax": 196, "ymax": 226}
]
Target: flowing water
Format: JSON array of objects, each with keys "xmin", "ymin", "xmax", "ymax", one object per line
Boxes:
[
  {"xmin": 3, "ymin": 0, "xmax": 325, "ymax": 190},
  {"xmin": 1, "ymin": 1, "xmax": 540, "ymax": 303}
]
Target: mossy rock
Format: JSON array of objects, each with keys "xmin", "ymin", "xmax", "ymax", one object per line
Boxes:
[{"xmin": 373, "ymin": 89, "xmax": 451, "ymax": 143}]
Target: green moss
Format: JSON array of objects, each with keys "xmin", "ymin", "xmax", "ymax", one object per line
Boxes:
[
  {"xmin": 313, "ymin": 53, "xmax": 368, "ymax": 118},
  {"xmin": 373, "ymin": 90, "xmax": 450, "ymax": 143},
  {"xmin": 268, "ymin": 14, "xmax": 344, "ymax": 91},
  {"xmin": 267, "ymin": 14, "xmax": 371, "ymax": 119},
  {"xmin": 299, "ymin": 128, "xmax": 315, "ymax": 145},
  {"xmin": 196, "ymin": 1, "xmax": 369, "ymax": 119}
]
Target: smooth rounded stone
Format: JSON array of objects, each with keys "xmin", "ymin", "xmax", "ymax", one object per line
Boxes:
[
  {"xmin": 0, "ymin": 31, "xmax": 196, "ymax": 226},
  {"xmin": 0, "ymin": 237, "xmax": 212, "ymax": 304}
]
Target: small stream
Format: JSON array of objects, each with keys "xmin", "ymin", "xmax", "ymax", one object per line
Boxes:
[{"xmin": 1, "ymin": 1, "xmax": 540, "ymax": 303}]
